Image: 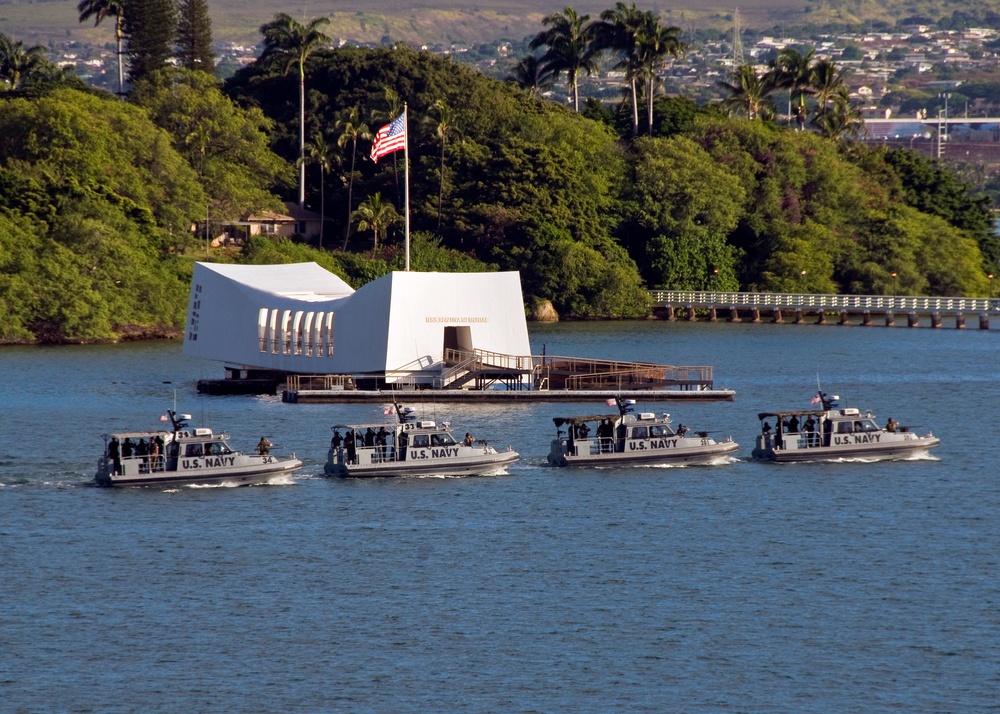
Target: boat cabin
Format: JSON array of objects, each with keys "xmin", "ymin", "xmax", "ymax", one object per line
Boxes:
[
  {"xmin": 756, "ymin": 406, "xmax": 896, "ymax": 451},
  {"xmin": 553, "ymin": 411, "xmax": 693, "ymax": 457},
  {"xmin": 330, "ymin": 419, "xmax": 470, "ymax": 468},
  {"xmin": 100, "ymin": 428, "xmax": 240, "ymax": 478}
]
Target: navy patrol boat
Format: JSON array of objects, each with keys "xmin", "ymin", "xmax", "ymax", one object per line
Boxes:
[
  {"xmin": 324, "ymin": 403, "xmax": 519, "ymax": 478},
  {"xmin": 751, "ymin": 391, "xmax": 940, "ymax": 462},
  {"xmin": 95, "ymin": 410, "xmax": 302, "ymax": 487},
  {"xmin": 547, "ymin": 397, "xmax": 738, "ymax": 467}
]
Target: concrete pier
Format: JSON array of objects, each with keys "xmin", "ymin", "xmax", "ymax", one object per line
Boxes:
[{"xmin": 649, "ymin": 290, "xmax": 998, "ymax": 330}]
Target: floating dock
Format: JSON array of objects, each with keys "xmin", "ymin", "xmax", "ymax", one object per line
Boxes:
[
  {"xmin": 282, "ymin": 387, "xmax": 735, "ymax": 404},
  {"xmin": 277, "ymin": 350, "xmax": 733, "ymax": 403}
]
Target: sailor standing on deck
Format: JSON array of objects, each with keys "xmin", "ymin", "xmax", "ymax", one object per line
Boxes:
[{"xmin": 804, "ymin": 415, "xmax": 817, "ymax": 446}]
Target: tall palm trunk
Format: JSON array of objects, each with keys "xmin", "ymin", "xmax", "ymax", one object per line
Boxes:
[
  {"xmin": 647, "ymin": 74, "xmax": 655, "ymax": 135},
  {"xmin": 318, "ymin": 165, "xmax": 325, "ymax": 249},
  {"xmin": 437, "ymin": 140, "xmax": 445, "ymax": 233},
  {"xmin": 115, "ymin": 15, "xmax": 124, "ymax": 97},
  {"xmin": 298, "ymin": 71, "xmax": 306, "ymax": 207},
  {"xmin": 630, "ymin": 76, "xmax": 639, "ymax": 135}
]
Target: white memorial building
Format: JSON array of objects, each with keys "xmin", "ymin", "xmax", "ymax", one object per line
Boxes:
[{"xmin": 183, "ymin": 262, "xmax": 532, "ymax": 386}]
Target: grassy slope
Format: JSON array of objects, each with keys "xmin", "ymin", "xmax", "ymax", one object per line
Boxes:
[{"xmin": 3, "ymin": 0, "xmax": 825, "ymax": 47}]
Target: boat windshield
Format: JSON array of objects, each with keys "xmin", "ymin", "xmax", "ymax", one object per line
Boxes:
[{"xmin": 203, "ymin": 441, "xmax": 233, "ymax": 455}]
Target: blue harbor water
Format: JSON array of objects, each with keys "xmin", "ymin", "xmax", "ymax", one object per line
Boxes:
[{"xmin": 2, "ymin": 321, "xmax": 998, "ymax": 712}]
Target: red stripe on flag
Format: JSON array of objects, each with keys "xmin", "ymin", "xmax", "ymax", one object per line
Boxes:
[{"xmin": 370, "ymin": 114, "xmax": 406, "ymax": 163}]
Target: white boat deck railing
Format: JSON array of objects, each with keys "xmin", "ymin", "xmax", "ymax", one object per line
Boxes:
[{"xmin": 649, "ymin": 290, "xmax": 1000, "ymax": 314}]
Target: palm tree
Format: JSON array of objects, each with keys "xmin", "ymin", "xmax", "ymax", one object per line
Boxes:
[
  {"xmin": 184, "ymin": 122, "xmax": 212, "ymax": 176},
  {"xmin": 305, "ymin": 134, "xmax": 337, "ymax": 250},
  {"xmin": 530, "ymin": 7, "xmax": 598, "ymax": 112},
  {"xmin": 507, "ymin": 53, "xmax": 553, "ymax": 97},
  {"xmin": 769, "ymin": 47, "xmax": 815, "ymax": 130},
  {"xmin": 0, "ymin": 33, "xmax": 48, "ymax": 91},
  {"xmin": 717, "ymin": 63, "xmax": 777, "ymax": 121},
  {"xmin": 810, "ymin": 58, "xmax": 846, "ymax": 115},
  {"xmin": 77, "ymin": 0, "xmax": 125, "ymax": 97},
  {"xmin": 335, "ymin": 107, "xmax": 371, "ymax": 250},
  {"xmin": 425, "ymin": 99, "xmax": 455, "ymax": 233},
  {"xmin": 592, "ymin": 2, "xmax": 646, "ymax": 135},
  {"xmin": 812, "ymin": 88, "xmax": 867, "ymax": 142},
  {"xmin": 635, "ymin": 15, "xmax": 684, "ymax": 135},
  {"xmin": 352, "ymin": 192, "xmax": 402, "ymax": 253},
  {"xmin": 259, "ymin": 13, "xmax": 330, "ymax": 208}
]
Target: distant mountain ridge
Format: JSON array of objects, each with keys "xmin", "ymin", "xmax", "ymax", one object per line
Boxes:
[
  {"xmin": 3, "ymin": 0, "xmax": 999, "ymax": 50},
  {"xmin": 0, "ymin": 0, "xmax": 831, "ymax": 47}
]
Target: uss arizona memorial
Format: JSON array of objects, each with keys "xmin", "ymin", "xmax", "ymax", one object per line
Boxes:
[
  {"xmin": 184, "ymin": 262, "xmax": 530, "ymax": 383},
  {"xmin": 182, "ymin": 262, "xmax": 721, "ymax": 398}
]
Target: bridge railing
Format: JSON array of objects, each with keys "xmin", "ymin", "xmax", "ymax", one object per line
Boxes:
[{"xmin": 649, "ymin": 291, "xmax": 1000, "ymax": 313}]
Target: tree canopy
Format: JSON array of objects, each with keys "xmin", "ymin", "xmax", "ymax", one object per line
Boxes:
[{"xmin": 0, "ymin": 27, "xmax": 995, "ymax": 342}]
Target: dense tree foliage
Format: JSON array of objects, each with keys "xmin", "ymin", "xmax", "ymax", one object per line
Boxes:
[
  {"xmin": 0, "ymin": 25, "xmax": 996, "ymax": 343},
  {"xmin": 226, "ymin": 45, "xmax": 650, "ymax": 318},
  {"xmin": 129, "ymin": 68, "xmax": 291, "ymax": 222},
  {"xmin": 0, "ymin": 88, "xmax": 209, "ymax": 341}
]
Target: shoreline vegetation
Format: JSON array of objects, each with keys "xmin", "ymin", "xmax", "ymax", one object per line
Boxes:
[{"xmin": 1, "ymin": 7, "xmax": 998, "ymax": 345}]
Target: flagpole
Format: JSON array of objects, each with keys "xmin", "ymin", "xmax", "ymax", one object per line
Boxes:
[{"xmin": 404, "ymin": 103, "xmax": 410, "ymax": 272}]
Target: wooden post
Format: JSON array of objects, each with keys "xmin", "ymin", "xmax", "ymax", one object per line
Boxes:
[
  {"xmin": 729, "ymin": 306, "xmax": 741, "ymax": 323},
  {"xmin": 686, "ymin": 305, "xmax": 697, "ymax": 321},
  {"xmin": 931, "ymin": 312, "xmax": 942, "ymax": 328},
  {"xmin": 666, "ymin": 305, "xmax": 675, "ymax": 321},
  {"xmin": 980, "ymin": 313, "xmax": 990, "ymax": 330},
  {"xmin": 839, "ymin": 311, "xmax": 850, "ymax": 326},
  {"xmin": 885, "ymin": 311, "xmax": 895, "ymax": 327},
  {"xmin": 908, "ymin": 312, "xmax": 919, "ymax": 327},
  {"xmin": 793, "ymin": 309, "xmax": 803, "ymax": 324},
  {"xmin": 708, "ymin": 307, "xmax": 717, "ymax": 322},
  {"xmin": 955, "ymin": 312, "xmax": 965, "ymax": 329},
  {"xmin": 772, "ymin": 308, "xmax": 783, "ymax": 324},
  {"xmin": 862, "ymin": 310, "xmax": 872, "ymax": 326},
  {"xmin": 751, "ymin": 308, "xmax": 761, "ymax": 323},
  {"xmin": 816, "ymin": 310, "xmax": 826, "ymax": 325}
]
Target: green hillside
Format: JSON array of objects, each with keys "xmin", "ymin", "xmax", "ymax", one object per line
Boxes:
[{"xmin": 0, "ymin": 44, "xmax": 994, "ymax": 343}]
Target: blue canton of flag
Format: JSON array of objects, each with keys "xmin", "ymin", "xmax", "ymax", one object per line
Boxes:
[{"xmin": 370, "ymin": 114, "xmax": 406, "ymax": 163}]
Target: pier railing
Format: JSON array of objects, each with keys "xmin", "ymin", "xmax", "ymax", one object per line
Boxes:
[{"xmin": 649, "ymin": 290, "xmax": 1000, "ymax": 314}]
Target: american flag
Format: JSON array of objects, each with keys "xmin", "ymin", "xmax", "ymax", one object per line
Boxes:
[
  {"xmin": 605, "ymin": 398, "xmax": 617, "ymax": 407},
  {"xmin": 370, "ymin": 114, "xmax": 406, "ymax": 163},
  {"xmin": 810, "ymin": 395, "xmax": 822, "ymax": 404},
  {"xmin": 383, "ymin": 405, "xmax": 394, "ymax": 415}
]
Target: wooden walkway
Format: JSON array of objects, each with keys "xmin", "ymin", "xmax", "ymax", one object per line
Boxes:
[{"xmin": 649, "ymin": 291, "xmax": 1000, "ymax": 329}]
